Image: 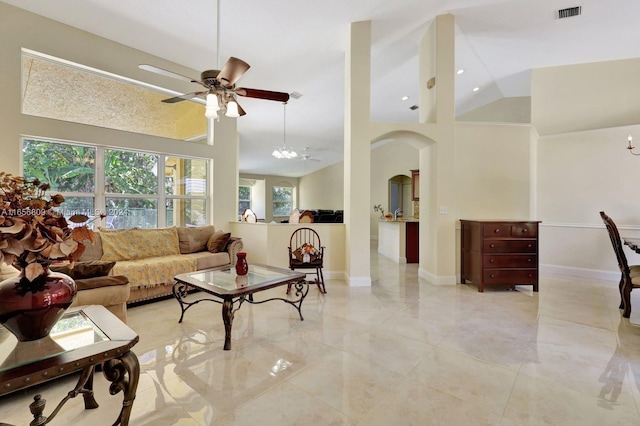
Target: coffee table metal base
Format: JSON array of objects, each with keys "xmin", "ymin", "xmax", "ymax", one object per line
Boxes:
[{"xmin": 173, "ymin": 280, "xmax": 308, "ymax": 350}]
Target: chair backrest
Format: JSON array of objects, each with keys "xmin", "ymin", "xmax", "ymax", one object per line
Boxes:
[
  {"xmin": 289, "ymin": 227, "xmax": 322, "ymax": 252},
  {"xmin": 299, "ymin": 210, "xmax": 314, "ymax": 223},
  {"xmin": 289, "ymin": 208, "xmax": 300, "ymax": 224},
  {"xmin": 242, "ymin": 208, "xmax": 257, "ymax": 223},
  {"xmin": 600, "ymin": 211, "xmax": 630, "ymax": 275}
]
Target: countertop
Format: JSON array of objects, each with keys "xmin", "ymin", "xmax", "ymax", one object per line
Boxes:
[{"xmin": 377, "ymin": 217, "xmax": 419, "ymax": 223}]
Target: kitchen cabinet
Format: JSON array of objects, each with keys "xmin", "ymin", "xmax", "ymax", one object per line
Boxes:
[
  {"xmin": 460, "ymin": 220, "xmax": 540, "ymax": 292},
  {"xmin": 411, "ymin": 169, "xmax": 419, "ymax": 201}
]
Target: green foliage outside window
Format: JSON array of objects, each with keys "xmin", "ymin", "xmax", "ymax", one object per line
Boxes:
[{"xmin": 273, "ymin": 186, "xmax": 293, "ymax": 216}]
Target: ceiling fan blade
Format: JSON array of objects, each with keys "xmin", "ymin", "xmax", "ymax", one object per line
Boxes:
[
  {"xmin": 237, "ymin": 101, "xmax": 247, "ymax": 116},
  {"xmin": 217, "ymin": 57, "xmax": 250, "ymax": 86},
  {"xmin": 236, "ymin": 88, "xmax": 290, "ymax": 103},
  {"xmin": 161, "ymin": 91, "xmax": 206, "ymax": 104},
  {"xmin": 139, "ymin": 64, "xmax": 198, "ymax": 83}
]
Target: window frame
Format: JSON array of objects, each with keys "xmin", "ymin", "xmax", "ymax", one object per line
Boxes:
[{"xmin": 21, "ymin": 137, "xmax": 209, "ymax": 229}]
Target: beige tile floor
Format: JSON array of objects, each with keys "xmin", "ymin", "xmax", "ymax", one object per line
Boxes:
[{"xmin": 2, "ymin": 249, "xmax": 640, "ymax": 425}]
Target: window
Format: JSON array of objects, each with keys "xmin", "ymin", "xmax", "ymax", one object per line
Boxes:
[
  {"xmin": 22, "ymin": 139, "xmax": 96, "ymax": 224},
  {"xmin": 238, "ymin": 185, "xmax": 251, "ymax": 215},
  {"xmin": 165, "ymin": 157, "xmax": 208, "ymax": 227},
  {"xmin": 272, "ymin": 186, "xmax": 293, "ymax": 217},
  {"xmin": 22, "ymin": 138, "xmax": 209, "ymax": 229}
]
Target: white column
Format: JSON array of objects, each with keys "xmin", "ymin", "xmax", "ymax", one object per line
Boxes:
[
  {"xmin": 211, "ymin": 116, "xmax": 239, "ymax": 229},
  {"xmin": 344, "ymin": 21, "xmax": 372, "ymax": 287},
  {"xmin": 418, "ymin": 14, "xmax": 457, "ymax": 284}
]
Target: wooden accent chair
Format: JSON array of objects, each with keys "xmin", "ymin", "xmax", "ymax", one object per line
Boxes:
[
  {"xmin": 600, "ymin": 211, "xmax": 640, "ymax": 318},
  {"xmin": 241, "ymin": 208, "xmax": 257, "ymax": 223},
  {"xmin": 288, "ymin": 227, "xmax": 326, "ymax": 293},
  {"xmin": 299, "ymin": 210, "xmax": 315, "ymax": 223}
]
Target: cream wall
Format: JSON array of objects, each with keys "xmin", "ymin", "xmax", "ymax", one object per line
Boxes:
[
  {"xmin": 531, "ymin": 58, "xmax": 640, "ymax": 136},
  {"xmin": 454, "ymin": 123, "xmax": 534, "ymax": 220},
  {"xmin": 298, "ymin": 162, "xmax": 344, "ymax": 210},
  {"xmin": 457, "ymin": 97, "xmax": 531, "ymax": 124},
  {"xmin": 537, "ymin": 125, "xmax": 640, "ymax": 276},
  {"xmin": 370, "ymin": 141, "xmax": 420, "ymax": 238}
]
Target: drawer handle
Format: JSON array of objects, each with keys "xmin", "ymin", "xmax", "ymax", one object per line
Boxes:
[
  {"xmin": 490, "ymin": 274, "xmax": 495, "ymax": 278},
  {"xmin": 528, "ymin": 258, "xmax": 532, "ymax": 263},
  {"xmin": 489, "ymin": 259, "xmax": 495, "ymax": 263},
  {"xmin": 494, "ymin": 229, "xmax": 500, "ymax": 233},
  {"xmin": 527, "ymin": 244, "xmax": 532, "ymax": 248},
  {"xmin": 522, "ymin": 229, "xmax": 528, "ymax": 233},
  {"xmin": 528, "ymin": 274, "xmax": 533, "ymax": 278},
  {"xmin": 490, "ymin": 244, "xmax": 496, "ymax": 248}
]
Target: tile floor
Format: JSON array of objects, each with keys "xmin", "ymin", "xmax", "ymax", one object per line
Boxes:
[{"xmin": 2, "ymin": 249, "xmax": 640, "ymax": 425}]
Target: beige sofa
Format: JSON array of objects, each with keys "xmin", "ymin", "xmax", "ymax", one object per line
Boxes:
[{"xmin": 80, "ymin": 225, "xmax": 243, "ymax": 305}]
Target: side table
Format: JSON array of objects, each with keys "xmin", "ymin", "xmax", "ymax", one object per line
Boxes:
[{"xmin": 0, "ymin": 305, "xmax": 140, "ymax": 426}]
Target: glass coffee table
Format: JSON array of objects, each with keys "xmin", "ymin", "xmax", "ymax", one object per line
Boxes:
[
  {"xmin": 0, "ymin": 304, "xmax": 139, "ymax": 426},
  {"xmin": 173, "ymin": 264, "xmax": 307, "ymax": 350}
]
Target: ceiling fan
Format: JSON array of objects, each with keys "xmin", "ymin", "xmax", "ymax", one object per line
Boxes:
[
  {"xmin": 138, "ymin": 0, "xmax": 288, "ymax": 119},
  {"xmin": 139, "ymin": 58, "xmax": 289, "ymax": 118},
  {"xmin": 299, "ymin": 147, "xmax": 321, "ymax": 162}
]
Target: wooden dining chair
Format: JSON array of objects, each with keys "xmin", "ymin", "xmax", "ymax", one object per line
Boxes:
[
  {"xmin": 600, "ymin": 211, "xmax": 640, "ymax": 318},
  {"xmin": 287, "ymin": 227, "xmax": 326, "ymax": 293}
]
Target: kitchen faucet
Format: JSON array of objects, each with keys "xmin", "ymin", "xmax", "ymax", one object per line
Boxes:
[{"xmin": 394, "ymin": 208, "xmax": 403, "ymax": 220}]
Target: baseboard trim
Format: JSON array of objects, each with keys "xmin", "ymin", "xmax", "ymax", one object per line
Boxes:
[
  {"xmin": 540, "ymin": 264, "xmax": 619, "ymax": 282},
  {"xmin": 345, "ymin": 275, "xmax": 372, "ymax": 287},
  {"xmin": 419, "ymin": 268, "xmax": 457, "ymax": 285}
]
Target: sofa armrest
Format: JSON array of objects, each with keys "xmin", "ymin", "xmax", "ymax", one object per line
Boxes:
[{"xmin": 226, "ymin": 237, "xmax": 244, "ymax": 266}]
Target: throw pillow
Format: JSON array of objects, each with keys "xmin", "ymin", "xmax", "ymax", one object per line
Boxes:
[
  {"xmin": 207, "ymin": 231, "xmax": 231, "ymax": 253},
  {"xmin": 50, "ymin": 260, "xmax": 116, "ymax": 280}
]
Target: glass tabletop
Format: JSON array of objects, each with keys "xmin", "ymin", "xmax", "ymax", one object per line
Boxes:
[
  {"xmin": 176, "ymin": 264, "xmax": 305, "ymax": 296},
  {"xmin": 0, "ymin": 310, "xmax": 109, "ymax": 372}
]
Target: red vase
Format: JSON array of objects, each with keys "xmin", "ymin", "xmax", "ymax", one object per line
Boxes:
[
  {"xmin": 0, "ymin": 267, "xmax": 77, "ymax": 342},
  {"xmin": 235, "ymin": 252, "xmax": 249, "ymax": 276}
]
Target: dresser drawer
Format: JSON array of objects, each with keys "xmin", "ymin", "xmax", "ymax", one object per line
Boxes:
[
  {"xmin": 511, "ymin": 223, "xmax": 537, "ymax": 237},
  {"xmin": 483, "ymin": 254, "xmax": 536, "ymax": 268},
  {"xmin": 483, "ymin": 224, "xmax": 510, "ymax": 237},
  {"xmin": 483, "ymin": 269, "xmax": 537, "ymax": 284},
  {"xmin": 483, "ymin": 240, "xmax": 537, "ymax": 253}
]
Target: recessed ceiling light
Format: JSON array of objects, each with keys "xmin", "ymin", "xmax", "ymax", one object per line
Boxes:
[
  {"xmin": 456, "ymin": 69, "xmax": 465, "ymax": 75},
  {"xmin": 401, "ymin": 96, "xmax": 409, "ymax": 101},
  {"xmin": 472, "ymin": 87, "xmax": 480, "ymax": 92}
]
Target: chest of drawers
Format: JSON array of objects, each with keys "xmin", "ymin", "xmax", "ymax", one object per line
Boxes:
[{"xmin": 460, "ymin": 220, "xmax": 540, "ymax": 292}]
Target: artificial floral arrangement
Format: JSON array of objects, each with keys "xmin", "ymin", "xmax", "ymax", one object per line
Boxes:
[
  {"xmin": 293, "ymin": 243, "xmax": 319, "ymax": 262},
  {"xmin": 0, "ymin": 172, "xmax": 100, "ymax": 282}
]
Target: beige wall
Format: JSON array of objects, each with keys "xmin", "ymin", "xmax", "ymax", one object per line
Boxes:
[
  {"xmin": 537, "ymin": 125, "xmax": 640, "ymax": 275},
  {"xmin": 454, "ymin": 123, "xmax": 534, "ymax": 221},
  {"xmin": 532, "ymin": 58, "xmax": 640, "ymax": 136},
  {"xmin": 457, "ymin": 97, "xmax": 531, "ymax": 124},
  {"xmin": 370, "ymin": 141, "xmax": 420, "ymax": 237},
  {"xmin": 298, "ymin": 162, "xmax": 344, "ymax": 210}
]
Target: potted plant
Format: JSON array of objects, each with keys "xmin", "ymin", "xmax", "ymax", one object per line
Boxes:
[{"xmin": 0, "ymin": 173, "xmax": 100, "ymax": 341}]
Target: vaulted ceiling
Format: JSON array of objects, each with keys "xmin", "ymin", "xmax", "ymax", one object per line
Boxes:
[{"xmin": 4, "ymin": 0, "xmax": 640, "ymax": 176}]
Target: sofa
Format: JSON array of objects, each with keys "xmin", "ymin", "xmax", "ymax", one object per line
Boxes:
[{"xmin": 79, "ymin": 225, "xmax": 243, "ymax": 305}]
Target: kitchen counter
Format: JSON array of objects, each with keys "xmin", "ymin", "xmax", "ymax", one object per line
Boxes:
[
  {"xmin": 377, "ymin": 217, "xmax": 420, "ymax": 222},
  {"xmin": 377, "ymin": 219, "xmax": 419, "ymax": 263}
]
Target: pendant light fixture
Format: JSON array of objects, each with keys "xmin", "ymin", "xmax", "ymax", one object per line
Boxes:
[{"xmin": 272, "ymin": 102, "xmax": 297, "ymax": 159}]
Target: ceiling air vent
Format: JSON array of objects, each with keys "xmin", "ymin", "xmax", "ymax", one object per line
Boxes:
[
  {"xmin": 409, "ymin": 105, "xmax": 419, "ymax": 111},
  {"xmin": 558, "ymin": 6, "xmax": 581, "ymax": 19}
]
